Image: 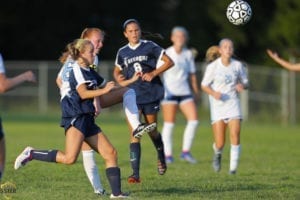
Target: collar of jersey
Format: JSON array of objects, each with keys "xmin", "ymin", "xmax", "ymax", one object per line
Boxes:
[{"xmin": 128, "ymin": 41, "xmax": 142, "ymax": 50}]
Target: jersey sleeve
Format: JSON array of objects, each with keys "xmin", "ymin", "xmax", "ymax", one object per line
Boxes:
[
  {"xmin": 149, "ymin": 41, "xmax": 165, "ymax": 69},
  {"xmin": 201, "ymin": 63, "xmax": 215, "ymax": 86},
  {"xmin": 0, "ymin": 54, "xmax": 6, "ymax": 74},
  {"xmin": 115, "ymin": 50, "xmax": 124, "ymax": 70},
  {"xmin": 91, "ymin": 69, "xmax": 107, "ymax": 88},
  {"xmin": 238, "ymin": 63, "xmax": 249, "ymax": 86},
  {"xmin": 188, "ymin": 50, "xmax": 196, "ymax": 74}
]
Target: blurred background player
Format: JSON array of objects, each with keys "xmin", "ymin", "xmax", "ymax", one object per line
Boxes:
[
  {"xmin": 15, "ymin": 39, "xmax": 129, "ymax": 198},
  {"xmin": 201, "ymin": 39, "xmax": 249, "ymax": 174},
  {"xmin": 266, "ymin": 49, "xmax": 300, "ymax": 72},
  {"xmin": 0, "ymin": 53, "xmax": 36, "ymax": 181},
  {"xmin": 113, "ymin": 19, "xmax": 174, "ymax": 183},
  {"xmin": 161, "ymin": 26, "xmax": 200, "ymax": 164},
  {"xmin": 56, "ymin": 28, "xmax": 155, "ymax": 195}
]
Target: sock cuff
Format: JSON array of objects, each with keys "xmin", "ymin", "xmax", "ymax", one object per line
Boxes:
[
  {"xmin": 163, "ymin": 122, "xmax": 175, "ymax": 127},
  {"xmin": 130, "ymin": 142, "xmax": 141, "ymax": 148},
  {"xmin": 106, "ymin": 167, "xmax": 120, "ymax": 176},
  {"xmin": 187, "ymin": 120, "xmax": 199, "ymax": 126},
  {"xmin": 231, "ymin": 144, "xmax": 241, "ymax": 151},
  {"xmin": 82, "ymin": 149, "xmax": 94, "ymax": 156}
]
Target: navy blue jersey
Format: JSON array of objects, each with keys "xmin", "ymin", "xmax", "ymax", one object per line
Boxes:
[
  {"xmin": 115, "ymin": 40, "xmax": 165, "ymax": 104},
  {"xmin": 60, "ymin": 62, "xmax": 105, "ymax": 118}
]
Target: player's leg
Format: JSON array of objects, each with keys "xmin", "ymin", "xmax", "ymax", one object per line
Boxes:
[
  {"xmin": 85, "ymin": 132, "xmax": 128, "ymax": 198},
  {"xmin": 179, "ymin": 99, "xmax": 199, "ymax": 164},
  {"xmin": 0, "ymin": 118, "xmax": 5, "ymax": 181},
  {"xmin": 144, "ymin": 111, "xmax": 167, "ymax": 176},
  {"xmin": 14, "ymin": 126, "xmax": 83, "ymax": 170},
  {"xmin": 99, "ymin": 86, "xmax": 126, "ymax": 108},
  {"xmin": 161, "ymin": 101, "xmax": 177, "ymax": 163},
  {"xmin": 228, "ymin": 119, "xmax": 241, "ymax": 174},
  {"xmin": 81, "ymin": 142, "xmax": 105, "ymax": 195},
  {"xmin": 211, "ymin": 120, "xmax": 227, "ymax": 172}
]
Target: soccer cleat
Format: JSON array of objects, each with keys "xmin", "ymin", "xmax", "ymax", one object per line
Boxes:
[
  {"xmin": 127, "ymin": 175, "xmax": 141, "ymax": 184},
  {"xmin": 133, "ymin": 123, "xmax": 156, "ymax": 139},
  {"xmin": 212, "ymin": 153, "xmax": 222, "ymax": 172},
  {"xmin": 14, "ymin": 146, "xmax": 34, "ymax": 170},
  {"xmin": 110, "ymin": 193, "xmax": 130, "ymax": 199},
  {"xmin": 165, "ymin": 156, "xmax": 174, "ymax": 164},
  {"xmin": 229, "ymin": 170, "xmax": 236, "ymax": 175},
  {"xmin": 95, "ymin": 189, "xmax": 106, "ymax": 196},
  {"xmin": 180, "ymin": 152, "xmax": 197, "ymax": 164}
]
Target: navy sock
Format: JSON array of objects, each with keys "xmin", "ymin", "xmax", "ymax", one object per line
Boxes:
[
  {"xmin": 106, "ymin": 167, "xmax": 121, "ymax": 196},
  {"xmin": 31, "ymin": 150, "xmax": 58, "ymax": 162},
  {"xmin": 151, "ymin": 133, "xmax": 165, "ymax": 161},
  {"xmin": 130, "ymin": 143, "xmax": 141, "ymax": 178}
]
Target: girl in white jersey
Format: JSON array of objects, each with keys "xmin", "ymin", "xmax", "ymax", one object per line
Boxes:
[
  {"xmin": 267, "ymin": 49, "xmax": 300, "ymax": 72},
  {"xmin": 201, "ymin": 39, "xmax": 249, "ymax": 174},
  {"xmin": 161, "ymin": 26, "xmax": 200, "ymax": 164}
]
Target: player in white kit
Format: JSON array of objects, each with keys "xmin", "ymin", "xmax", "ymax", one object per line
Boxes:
[
  {"xmin": 161, "ymin": 26, "xmax": 200, "ymax": 164},
  {"xmin": 201, "ymin": 38, "xmax": 249, "ymax": 174}
]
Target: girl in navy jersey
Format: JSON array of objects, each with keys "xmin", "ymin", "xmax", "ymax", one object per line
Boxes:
[
  {"xmin": 14, "ymin": 39, "xmax": 129, "ymax": 198},
  {"xmin": 114, "ymin": 19, "xmax": 174, "ymax": 183}
]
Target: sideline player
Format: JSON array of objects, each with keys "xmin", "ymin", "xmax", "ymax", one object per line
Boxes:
[
  {"xmin": 113, "ymin": 19, "xmax": 174, "ymax": 183},
  {"xmin": 0, "ymin": 53, "xmax": 36, "ymax": 181},
  {"xmin": 201, "ymin": 38, "xmax": 249, "ymax": 174},
  {"xmin": 161, "ymin": 26, "xmax": 199, "ymax": 164},
  {"xmin": 267, "ymin": 49, "xmax": 300, "ymax": 72},
  {"xmin": 56, "ymin": 28, "xmax": 156, "ymax": 195},
  {"xmin": 15, "ymin": 39, "xmax": 129, "ymax": 198}
]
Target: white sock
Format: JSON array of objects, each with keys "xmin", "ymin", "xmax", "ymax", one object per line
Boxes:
[
  {"xmin": 182, "ymin": 120, "xmax": 199, "ymax": 152},
  {"xmin": 161, "ymin": 122, "xmax": 174, "ymax": 156},
  {"xmin": 82, "ymin": 150, "xmax": 104, "ymax": 193},
  {"xmin": 213, "ymin": 143, "xmax": 223, "ymax": 154},
  {"xmin": 123, "ymin": 89, "xmax": 140, "ymax": 130},
  {"xmin": 230, "ymin": 144, "xmax": 241, "ymax": 171}
]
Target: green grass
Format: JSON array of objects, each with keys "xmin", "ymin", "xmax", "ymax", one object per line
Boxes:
[{"xmin": 1, "ymin": 111, "xmax": 300, "ymax": 200}]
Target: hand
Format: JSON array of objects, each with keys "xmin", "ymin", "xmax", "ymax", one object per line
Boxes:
[
  {"xmin": 212, "ymin": 91, "xmax": 222, "ymax": 100},
  {"xmin": 236, "ymin": 83, "xmax": 244, "ymax": 93},
  {"xmin": 142, "ymin": 71, "xmax": 156, "ymax": 82},
  {"xmin": 130, "ymin": 71, "xmax": 142, "ymax": 83},
  {"xmin": 103, "ymin": 81, "xmax": 115, "ymax": 93},
  {"xmin": 24, "ymin": 71, "xmax": 37, "ymax": 83},
  {"xmin": 266, "ymin": 49, "xmax": 279, "ymax": 59}
]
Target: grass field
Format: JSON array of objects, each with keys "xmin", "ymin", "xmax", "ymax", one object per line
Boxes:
[{"xmin": 1, "ymin": 111, "xmax": 300, "ymax": 200}]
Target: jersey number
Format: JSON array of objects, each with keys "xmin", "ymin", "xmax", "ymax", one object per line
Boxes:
[{"xmin": 133, "ymin": 63, "xmax": 142, "ymax": 72}]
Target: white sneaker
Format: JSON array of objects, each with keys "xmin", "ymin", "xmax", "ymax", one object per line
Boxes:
[
  {"xmin": 110, "ymin": 193, "xmax": 130, "ymax": 199},
  {"xmin": 14, "ymin": 146, "xmax": 34, "ymax": 170}
]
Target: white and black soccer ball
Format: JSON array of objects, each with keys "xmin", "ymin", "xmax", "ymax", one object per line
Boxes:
[{"xmin": 226, "ymin": 0, "xmax": 252, "ymax": 25}]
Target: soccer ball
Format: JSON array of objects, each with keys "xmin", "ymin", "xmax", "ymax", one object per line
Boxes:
[{"xmin": 226, "ymin": 0, "xmax": 252, "ymax": 25}]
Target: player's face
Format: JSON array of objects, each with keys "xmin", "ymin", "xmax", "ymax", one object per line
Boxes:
[
  {"xmin": 219, "ymin": 40, "xmax": 234, "ymax": 59},
  {"xmin": 171, "ymin": 30, "xmax": 187, "ymax": 48},
  {"xmin": 124, "ymin": 23, "xmax": 141, "ymax": 45},
  {"xmin": 88, "ymin": 32, "xmax": 104, "ymax": 56},
  {"xmin": 81, "ymin": 44, "xmax": 95, "ymax": 65}
]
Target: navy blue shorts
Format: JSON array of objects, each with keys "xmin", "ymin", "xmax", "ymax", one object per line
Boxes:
[
  {"xmin": 161, "ymin": 94, "xmax": 194, "ymax": 105},
  {"xmin": 138, "ymin": 101, "xmax": 160, "ymax": 115},
  {"xmin": 0, "ymin": 118, "xmax": 4, "ymax": 140},
  {"xmin": 61, "ymin": 114, "xmax": 101, "ymax": 138}
]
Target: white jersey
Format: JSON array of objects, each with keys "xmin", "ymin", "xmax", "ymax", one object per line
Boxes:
[
  {"xmin": 57, "ymin": 55, "xmax": 99, "ymax": 99},
  {"xmin": 201, "ymin": 57, "xmax": 248, "ymax": 121},
  {"xmin": 163, "ymin": 46, "xmax": 196, "ymax": 96},
  {"xmin": 0, "ymin": 54, "xmax": 6, "ymax": 74}
]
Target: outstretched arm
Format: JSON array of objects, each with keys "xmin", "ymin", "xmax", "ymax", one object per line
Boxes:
[
  {"xmin": 0, "ymin": 71, "xmax": 36, "ymax": 93},
  {"xmin": 266, "ymin": 49, "xmax": 300, "ymax": 72}
]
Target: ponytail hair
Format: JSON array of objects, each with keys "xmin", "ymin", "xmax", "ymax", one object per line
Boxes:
[
  {"xmin": 59, "ymin": 39, "xmax": 92, "ymax": 63},
  {"xmin": 205, "ymin": 45, "xmax": 220, "ymax": 63}
]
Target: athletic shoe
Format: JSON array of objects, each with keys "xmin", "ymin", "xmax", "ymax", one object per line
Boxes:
[
  {"xmin": 212, "ymin": 153, "xmax": 222, "ymax": 172},
  {"xmin": 180, "ymin": 152, "xmax": 197, "ymax": 164},
  {"xmin": 110, "ymin": 193, "xmax": 130, "ymax": 199},
  {"xmin": 127, "ymin": 175, "xmax": 141, "ymax": 184},
  {"xmin": 14, "ymin": 146, "xmax": 34, "ymax": 170},
  {"xmin": 95, "ymin": 189, "xmax": 106, "ymax": 196},
  {"xmin": 229, "ymin": 170, "xmax": 236, "ymax": 175},
  {"xmin": 133, "ymin": 123, "xmax": 156, "ymax": 139},
  {"xmin": 157, "ymin": 159, "xmax": 167, "ymax": 175},
  {"xmin": 165, "ymin": 156, "xmax": 174, "ymax": 164}
]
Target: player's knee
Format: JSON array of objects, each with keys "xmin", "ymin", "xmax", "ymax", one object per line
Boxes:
[{"xmin": 64, "ymin": 156, "xmax": 77, "ymax": 165}]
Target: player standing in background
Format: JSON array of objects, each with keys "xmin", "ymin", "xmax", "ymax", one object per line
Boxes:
[
  {"xmin": 201, "ymin": 38, "xmax": 249, "ymax": 174},
  {"xmin": 113, "ymin": 19, "xmax": 174, "ymax": 183},
  {"xmin": 0, "ymin": 53, "xmax": 36, "ymax": 181},
  {"xmin": 15, "ymin": 39, "xmax": 129, "ymax": 198},
  {"xmin": 56, "ymin": 28, "xmax": 155, "ymax": 195},
  {"xmin": 161, "ymin": 26, "xmax": 200, "ymax": 164},
  {"xmin": 266, "ymin": 49, "xmax": 300, "ymax": 72}
]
